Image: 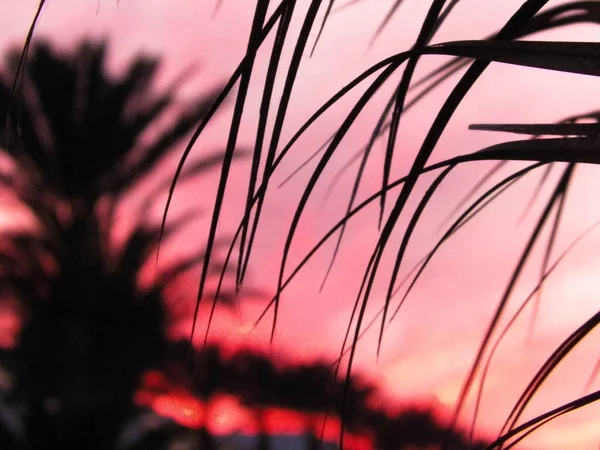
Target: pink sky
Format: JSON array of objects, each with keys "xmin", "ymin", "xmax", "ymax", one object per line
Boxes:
[{"xmin": 4, "ymin": 0, "xmax": 600, "ymax": 448}]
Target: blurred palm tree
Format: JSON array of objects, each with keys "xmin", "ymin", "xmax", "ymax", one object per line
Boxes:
[
  {"xmin": 0, "ymin": 39, "xmax": 239, "ymax": 449},
  {"xmin": 0, "ymin": 40, "xmax": 223, "ymax": 217}
]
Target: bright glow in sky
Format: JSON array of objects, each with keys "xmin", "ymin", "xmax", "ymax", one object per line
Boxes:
[{"xmin": 4, "ymin": 1, "xmax": 600, "ymax": 448}]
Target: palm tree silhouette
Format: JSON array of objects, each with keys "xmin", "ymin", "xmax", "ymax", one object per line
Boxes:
[
  {"xmin": 0, "ymin": 40, "xmax": 222, "ymax": 216},
  {"xmin": 0, "ymin": 39, "xmax": 237, "ymax": 449}
]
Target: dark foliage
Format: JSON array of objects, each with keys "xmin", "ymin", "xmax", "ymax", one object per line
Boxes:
[
  {"xmin": 0, "ymin": 39, "xmax": 233, "ymax": 449},
  {"xmin": 177, "ymin": 342, "xmax": 489, "ymax": 449}
]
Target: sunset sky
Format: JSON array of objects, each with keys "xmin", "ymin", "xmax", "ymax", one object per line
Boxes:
[{"xmin": 3, "ymin": 1, "xmax": 600, "ymax": 448}]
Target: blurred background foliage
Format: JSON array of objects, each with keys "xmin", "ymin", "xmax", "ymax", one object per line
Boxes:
[{"xmin": 0, "ymin": 37, "xmax": 485, "ymax": 449}]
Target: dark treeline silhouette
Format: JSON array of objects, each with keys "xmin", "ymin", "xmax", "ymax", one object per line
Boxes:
[
  {"xmin": 0, "ymin": 38, "xmax": 489, "ymax": 450},
  {"xmin": 169, "ymin": 342, "xmax": 489, "ymax": 450}
]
